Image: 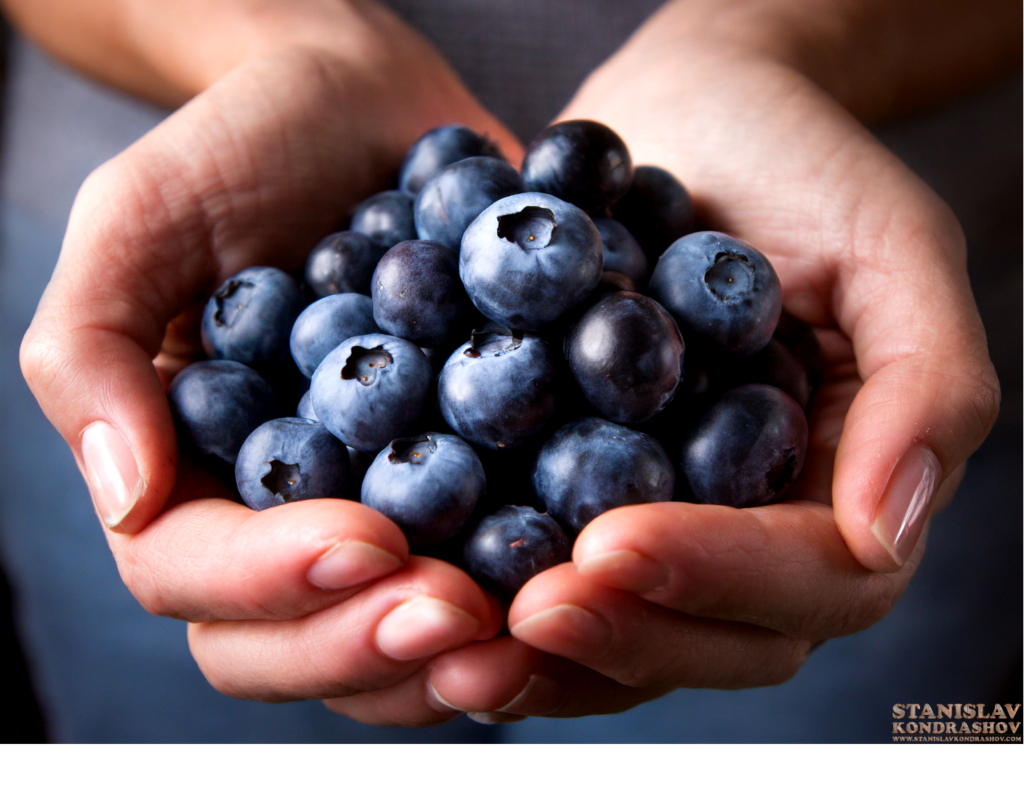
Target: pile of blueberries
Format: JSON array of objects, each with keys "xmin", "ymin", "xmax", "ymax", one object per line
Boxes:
[{"xmin": 169, "ymin": 121, "xmax": 819, "ymax": 600}]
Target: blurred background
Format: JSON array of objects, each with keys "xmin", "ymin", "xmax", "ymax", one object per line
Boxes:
[{"xmin": 0, "ymin": 3, "xmax": 1019, "ymax": 743}]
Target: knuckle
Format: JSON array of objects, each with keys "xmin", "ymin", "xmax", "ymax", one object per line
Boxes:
[
  {"xmin": 114, "ymin": 547, "xmax": 173, "ymax": 618},
  {"xmin": 19, "ymin": 330, "xmax": 63, "ymax": 391},
  {"xmin": 959, "ymin": 364, "xmax": 1001, "ymax": 439},
  {"xmin": 760, "ymin": 641, "xmax": 813, "ymax": 687},
  {"xmin": 833, "ymin": 577, "xmax": 898, "ymax": 636}
]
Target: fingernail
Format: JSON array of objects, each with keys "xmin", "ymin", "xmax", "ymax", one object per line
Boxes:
[
  {"xmin": 576, "ymin": 550, "xmax": 668, "ymax": 593},
  {"xmin": 427, "ymin": 673, "xmax": 565, "ymax": 719},
  {"xmin": 307, "ymin": 541, "xmax": 402, "ymax": 591},
  {"xmin": 426, "ymin": 682, "xmax": 465, "ymax": 714},
  {"xmin": 467, "ymin": 712, "xmax": 528, "ymax": 725},
  {"xmin": 376, "ymin": 597, "xmax": 480, "ymax": 661},
  {"xmin": 498, "ymin": 674, "xmax": 565, "ymax": 716},
  {"xmin": 871, "ymin": 444, "xmax": 941, "ymax": 567},
  {"xmin": 81, "ymin": 421, "xmax": 143, "ymax": 529},
  {"xmin": 510, "ymin": 604, "xmax": 614, "ymax": 660}
]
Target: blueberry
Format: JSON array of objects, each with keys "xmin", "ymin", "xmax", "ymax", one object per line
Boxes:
[
  {"xmin": 532, "ymin": 417, "xmax": 675, "ymax": 532},
  {"xmin": 521, "ymin": 120, "xmax": 632, "ymax": 214},
  {"xmin": 592, "ymin": 217, "xmax": 648, "ymax": 287},
  {"xmin": 681, "ymin": 384, "xmax": 808, "ymax": 508},
  {"xmin": 413, "ymin": 157, "xmax": 525, "ymax": 252},
  {"xmin": 371, "ymin": 240, "xmax": 469, "ymax": 346},
  {"xmin": 300, "ymin": 388, "xmax": 369, "ymax": 498},
  {"xmin": 201, "ymin": 266, "xmax": 303, "ymax": 368},
  {"xmin": 169, "ymin": 361, "xmax": 284, "ymax": 468},
  {"xmin": 399, "ymin": 125, "xmax": 504, "ymax": 195},
  {"xmin": 310, "ymin": 333, "xmax": 432, "ymax": 452},
  {"xmin": 361, "ymin": 433, "xmax": 486, "ymax": 546},
  {"xmin": 350, "ymin": 190, "xmax": 417, "ymax": 249},
  {"xmin": 462, "ymin": 506, "xmax": 571, "ymax": 600},
  {"xmin": 712, "ymin": 339, "xmax": 812, "ymax": 410},
  {"xmin": 597, "ymin": 270, "xmax": 637, "ymax": 294},
  {"xmin": 290, "ymin": 293, "xmax": 380, "ymax": 378},
  {"xmin": 772, "ymin": 310, "xmax": 825, "ymax": 389},
  {"xmin": 565, "ymin": 292, "xmax": 685, "ymax": 424},
  {"xmin": 235, "ymin": 418, "xmax": 352, "ymax": 510},
  {"xmin": 304, "ymin": 231, "xmax": 386, "ymax": 298},
  {"xmin": 346, "ymin": 447, "xmax": 374, "ymax": 495},
  {"xmin": 613, "ymin": 165, "xmax": 695, "ymax": 263},
  {"xmin": 460, "ymin": 192, "xmax": 602, "ymax": 330},
  {"xmin": 438, "ymin": 328, "xmax": 558, "ymax": 450},
  {"xmin": 648, "ymin": 232, "xmax": 782, "ymax": 356},
  {"xmin": 296, "ymin": 390, "xmax": 318, "ymax": 421}
]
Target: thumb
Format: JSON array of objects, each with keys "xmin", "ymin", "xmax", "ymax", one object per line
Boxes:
[
  {"xmin": 832, "ymin": 188, "xmax": 1000, "ymax": 573},
  {"xmin": 19, "ymin": 158, "xmax": 203, "ymax": 534}
]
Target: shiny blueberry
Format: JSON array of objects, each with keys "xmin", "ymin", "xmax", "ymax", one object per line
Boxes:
[
  {"xmin": 371, "ymin": 240, "xmax": 469, "ymax": 346},
  {"xmin": 613, "ymin": 165, "xmax": 695, "ymax": 263},
  {"xmin": 682, "ymin": 384, "xmax": 808, "ymax": 508},
  {"xmin": 532, "ymin": 417, "xmax": 675, "ymax": 533},
  {"xmin": 304, "ymin": 231, "xmax": 386, "ymax": 298},
  {"xmin": 310, "ymin": 333, "xmax": 432, "ymax": 452},
  {"xmin": 648, "ymin": 232, "xmax": 782, "ymax": 356},
  {"xmin": 460, "ymin": 192, "xmax": 602, "ymax": 330},
  {"xmin": 169, "ymin": 361, "xmax": 284, "ymax": 468},
  {"xmin": 413, "ymin": 157, "xmax": 525, "ymax": 252},
  {"xmin": 399, "ymin": 125, "xmax": 504, "ymax": 195},
  {"xmin": 235, "ymin": 418, "xmax": 352, "ymax": 510},
  {"xmin": 771, "ymin": 310, "xmax": 825, "ymax": 390},
  {"xmin": 462, "ymin": 506, "xmax": 571, "ymax": 600},
  {"xmin": 349, "ymin": 190, "xmax": 417, "ymax": 250},
  {"xmin": 296, "ymin": 390, "xmax": 317, "ymax": 421},
  {"xmin": 712, "ymin": 339, "xmax": 812, "ymax": 410},
  {"xmin": 521, "ymin": 120, "xmax": 633, "ymax": 214},
  {"xmin": 597, "ymin": 270, "xmax": 637, "ymax": 294},
  {"xmin": 201, "ymin": 266, "xmax": 303, "ymax": 368},
  {"xmin": 565, "ymin": 292, "xmax": 685, "ymax": 424},
  {"xmin": 361, "ymin": 433, "xmax": 486, "ymax": 547},
  {"xmin": 592, "ymin": 217, "xmax": 648, "ymax": 287},
  {"xmin": 438, "ymin": 329, "xmax": 558, "ymax": 450},
  {"xmin": 290, "ymin": 293, "xmax": 380, "ymax": 378}
]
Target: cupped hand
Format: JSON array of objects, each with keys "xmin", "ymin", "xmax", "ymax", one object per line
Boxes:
[
  {"xmin": 21, "ymin": 4, "xmax": 519, "ymax": 712},
  {"xmin": 323, "ymin": 3, "xmax": 1000, "ymax": 725}
]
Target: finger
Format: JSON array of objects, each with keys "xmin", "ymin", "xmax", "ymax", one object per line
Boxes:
[
  {"xmin": 508, "ymin": 565, "xmax": 812, "ymax": 690},
  {"xmin": 324, "ymin": 668, "xmax": 466, "ymax": 728},
  {"xmin": 829, "ymin": 175, "xmax": 1000, "ymax": 572},
  {"xmin": 189, "ymin": 557, "xmax": 501, "ymax": 702},
  {"xmin": 573, "ymin": 502, "xmax": 915, "ymax": 639},
  {"xmin": 785, "ymin": 335, "xmax": 861, "ymax": 504},
  {"xmin": 110, "ymin": 495, "xmax": 409, "ymax": 622},
  {"xmin": 327, "ymin": 636, "xmax": 669, "ymax": 726},
  {"xmin": 428, "ymin": 637, "xmax": 669, "ymax": 721}
]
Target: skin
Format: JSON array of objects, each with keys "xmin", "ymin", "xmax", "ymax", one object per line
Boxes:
[{"xmin": 9, "ymin": 0, "xmax": 1017, "ymax": 725}]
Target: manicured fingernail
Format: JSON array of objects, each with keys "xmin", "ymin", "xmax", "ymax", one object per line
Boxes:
[
  {"xmin": 576, "ymin": 550, "xmax": 668, "ymax": 593},
  {"xmin": 306, "ymin": 541, "xmax": 402, "ymax": 591},
  {"xmin": 81, "ymin": 421, "xmax": 143, "ymax": 529},
  {"xmin": 871, "ymin": 444, "xmax": 941, "ymax": 567},
  {"xmin": 510, "ymin": 604, "xmax": 614, "ymax": 660},
  {"xmin": 426, "ymin": 682, "xmax": 465, "ymax": 714},
  {"xmin": 376, "ymin": 597, "xmax": 480, "ymax": 661},
  {"xmin": 468, "ymin": 712, "xmax": 528, "ymax": 725},
  {"xmin": 498, "ymin": 674, "xmax": 565, "ymax": 716}
]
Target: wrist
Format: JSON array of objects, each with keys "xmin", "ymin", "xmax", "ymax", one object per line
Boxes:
[
  {"xmin": 121, "ymin": 0, "xmax": 400, "ymax": 102},
  {"xmin": 624, "ymin": 0, "xmax": 1021, "ymax": 122}
]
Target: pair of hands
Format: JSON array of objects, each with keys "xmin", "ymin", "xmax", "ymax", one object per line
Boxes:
[{"xmin": 20, "ymin": 0, "xmax": 998, "ymax": 725}]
